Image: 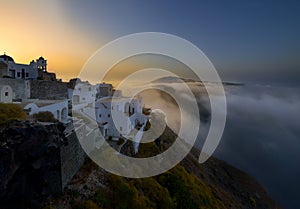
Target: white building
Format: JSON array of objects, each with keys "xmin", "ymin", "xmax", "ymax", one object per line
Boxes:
[
  {"xmin": 0, "ymin": 85, "xmax": 13, "ymax": 103},
  {"xmin": 72, "ymin": 81, "xmax": 149, "ymax": 141},
  {"xmin": 95, "ymin": 96, "xmax": 146, "ymax": 139},
  {"xmin": 71, "ymin": 82, "xmax": 97, "ymax": 104},
  {"xmin": 0, "ymin": 54, "xmax": 39, "ymax": 79},
  {"xmin": 23, "ymin": 100, "xmax": 68, "ymax": 123},
  {"xmin": 0, "ymin": 54, "xmax": 54, "ymax": 80}
]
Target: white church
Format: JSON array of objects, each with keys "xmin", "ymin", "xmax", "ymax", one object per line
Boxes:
[
  {"xmin": 0, "ymin": 54, "xmax": 56, "ymax": 81},
  {"xmin": 0, "ymin": 53, "xmax": 68, "ymax": 123}
]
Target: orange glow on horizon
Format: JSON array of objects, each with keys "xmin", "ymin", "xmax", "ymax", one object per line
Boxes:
[{"xmin": 0, "ymin": 0, "xmax": 108, "ymax": 82}]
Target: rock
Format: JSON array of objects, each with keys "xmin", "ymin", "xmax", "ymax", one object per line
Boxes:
[{"xmin": 0, "ymin": 121, "xmax": 68, "ymax": 209}]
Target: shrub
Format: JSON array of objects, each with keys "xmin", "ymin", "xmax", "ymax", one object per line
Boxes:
[
  {"xmin": 84, "ymin": 200, "xmax": 100, "ymax": 209},
  {"xmin": 33, "ymin": 111, "xmax": 57, "ymax": 122},
  {"xmin": 0, "ymin": 103, "xmax": 26, "ymax": 124},
  {"xmin": 134, "ymin": 178, "xmax": 175, "ymax": 209},
  {"xmin": 94, "ymin": 175, "xmax": 149, "ymax": 209},
  {"xmin": 70, "ymin": 200, "xmax": 85, "ymax": 209}
]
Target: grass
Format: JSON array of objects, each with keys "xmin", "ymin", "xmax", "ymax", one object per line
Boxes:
[{"xmin": 0, "ymin": 103, "xmax": 26, "ymax": 125}]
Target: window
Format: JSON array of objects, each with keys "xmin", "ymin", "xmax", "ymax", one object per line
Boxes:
[
  {"xmin": 17, "ymin": 72, "xmax": 20, "ymax": 77},
  {"xmin": 5, "ymin": 92, "xmax": 8, "ymax": 96},
  {"xmin": 108, "ymin": 114, "xmax": 110, "ymax": 118},
  {"xmin": 99, "ymin": 114, "xmax": 102, "ymax": 118},
  {"xmin": 26, "ymin": 73, "xmax": 29, "ymax": 77},
  {"xmin": 120, "ymin": 126, "xmax": 123, "ymax": 131}
]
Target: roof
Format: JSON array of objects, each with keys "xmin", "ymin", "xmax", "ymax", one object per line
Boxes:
[
  {"xmin": 19, "ymin": 99, "xmax": 67, "ymax": 108},
  {"xmin": 96, "ymin": 96, "xmax": 135, "ymax": 103},
  {"xmin": 0, "ymin": 54, "xmax": 14, "ymax": 62}
]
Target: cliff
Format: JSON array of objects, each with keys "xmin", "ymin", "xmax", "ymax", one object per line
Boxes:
[
  {"xmin": 46, "ymin": 125, "xmax": 280, "ymax": 209},
  {"xmin": 0, "ymin": 121, "xmax": 85, "ymax": 209},
  {"xmin": 0, "ymin": 120, "xmax": 280, "ymax": 209}
]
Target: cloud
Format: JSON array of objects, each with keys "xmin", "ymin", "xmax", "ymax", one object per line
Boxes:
[
  {"xmin": 139, "ymin": 82, "xmax": 300, "ymax": 209},
  {"xmin": 214, "ymin": 84, "xmax": 300, "ymax": 209}
]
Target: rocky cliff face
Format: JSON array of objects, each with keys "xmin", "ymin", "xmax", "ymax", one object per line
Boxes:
[
  {"xmin": 0, "ymin": 121, "xmax": 68, "ymax": 209},
  {"xmin": 0, "ymin": 121, "xmax": 280, "ymax": 209}
]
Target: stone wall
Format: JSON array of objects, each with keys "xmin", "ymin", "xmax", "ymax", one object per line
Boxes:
[
  {"xmin": 0, "ymin": 121, "xmax": 86, "ymax": 209},
  {"xmin": 0, "ymin": 78, "xmax": 30, "ymax": 100},
  {"xmin": 30, "ymin": 80, "xmax": 68, "ymax": 100},
  {"xmin": 60, "ymin": 132, "xmax": 86, "ymax": 190},
  {"xmin": 0, "ymin": 79, "xmax": 69, "ymax": 100}
]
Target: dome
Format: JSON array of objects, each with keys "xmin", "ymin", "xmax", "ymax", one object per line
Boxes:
[
  {"xmin": 38, "ymin": 56, "xmax": 45, "ymax": 60},
  {"xmin": 0, "ymin": 54, "xmax": 14, "ymax": 62}
]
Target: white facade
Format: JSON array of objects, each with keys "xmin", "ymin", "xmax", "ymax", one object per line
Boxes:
[
  {"xmin": 24, "ymin": 100, "xmax": 68, "ymax": 123},
  {"xmin": 73, "ymin": 81, "xmax": 149, "ymax": 141},
  {"xmin": 0, "ymin": 85, "xmax": 13, "ymax": 103},
  {"xmin": 11, "ymin": 63, "xmax": 38, "ymax": 79},
  {"xmin": 72, "ymin": 82, "xmax": 97, "ymax": 104},
  {"xmin": 0, "ymin": 54, "xmax": 47, "ymax": 80},
  {"xmin": 95, "ymin": 97, "xmax": 145, "ymax": 139},
  {"xmin": 0, "ymin": 55, "xmax": 38, "ymax": 79}
]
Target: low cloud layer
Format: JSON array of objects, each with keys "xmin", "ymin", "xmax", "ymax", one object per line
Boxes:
[
  {"xmin": 138, "ymin": 82, "xmax": 300, "ymax": 209},
  {"xmin": 214, "ymin": 84, "xmax": 300, "ymax": 209}
]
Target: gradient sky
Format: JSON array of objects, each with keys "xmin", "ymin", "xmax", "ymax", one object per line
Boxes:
[{"xmin": 1, "ymin": 0, "xmax": 299, "ymax": 83}]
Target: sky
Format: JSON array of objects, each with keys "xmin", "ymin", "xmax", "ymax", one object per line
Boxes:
[
  {"xmin": 0, "ymin": 0, "xmax": 299, "ymax": 84},
  {"xmin": 1, "ymin": 1, "xmax": 299, "ymax": 207}
]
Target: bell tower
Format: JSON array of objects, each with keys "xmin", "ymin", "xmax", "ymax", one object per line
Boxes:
[
  {"xmin": 36, "ymin": 56, "xmax": 47, "ymax": 71},
  {"xmin": 36, "ymin": 56, "xmax": 47, "ymax": 79}
]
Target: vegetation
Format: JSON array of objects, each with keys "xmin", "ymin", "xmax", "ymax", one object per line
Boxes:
[
  {"xmin": 86, "ymin": 164, "xmax": 225, "ymax": 209},
  {"xmin": 0, "ymin": 103, "xmax": 26, "ymax": 124},
  {"xmin": 45, "ymin": 125, "xmax": 276, "ymax": 209},
  {"xmin": 69, "ymin": 200, "xmax": 100, "ymax": 209},
  {"xmin": 33, "ymin": 111, "xmax": 57, "ymax": 122},
  {"xmin": 87, "ymin": 125, "xmax": 225, "ymax": 209},
  {"xmin": 157, "ymin": 166, "xmax": 225, "ymax": 209}
]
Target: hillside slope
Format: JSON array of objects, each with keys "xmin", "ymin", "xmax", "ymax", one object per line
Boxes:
[{"xmin": 46, "ymin": 125, "xmax": 280, "ymax": 209}]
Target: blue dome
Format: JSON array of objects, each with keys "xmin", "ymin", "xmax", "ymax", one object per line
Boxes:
[{"xmin": 0, "ymin": 54, "xmax": 14, "ymax": 62}]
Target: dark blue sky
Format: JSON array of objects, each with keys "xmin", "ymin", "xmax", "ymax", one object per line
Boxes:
[{"xmin": 61, "ymin": 0, "xmax": 300, "ymax": 84}]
